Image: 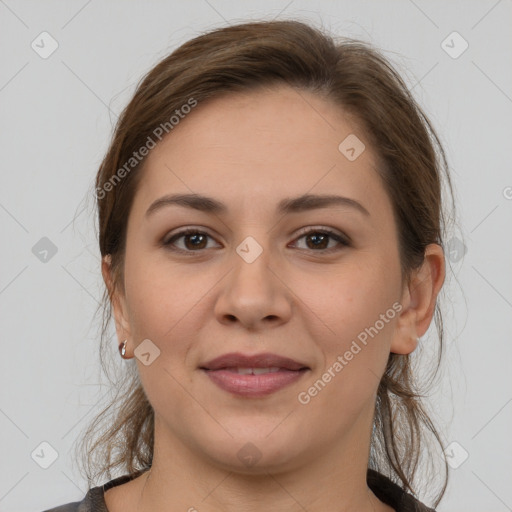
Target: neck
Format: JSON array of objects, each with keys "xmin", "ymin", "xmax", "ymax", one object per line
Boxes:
[{"xmin": 132, "ymin": 411, "xmax": 390, "ymax": 512}]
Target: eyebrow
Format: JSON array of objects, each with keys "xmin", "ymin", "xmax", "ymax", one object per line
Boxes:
[{"xmin": 145, "ymin": 193, "xmax": 370, "ymax": 218}]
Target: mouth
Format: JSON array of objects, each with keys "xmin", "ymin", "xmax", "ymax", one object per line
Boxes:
[{"xmin": 199, "ymin": 352, "xmax": 310, "ymax": 397}]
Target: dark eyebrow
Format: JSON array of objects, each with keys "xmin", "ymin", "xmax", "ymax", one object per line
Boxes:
[
  {"xmin": 145, "ymin": 193, "xmax": 370, "ymax": 217},
  {"xmin": 278, "ymin": 194, "xmax": 370, "ymax": 216}
]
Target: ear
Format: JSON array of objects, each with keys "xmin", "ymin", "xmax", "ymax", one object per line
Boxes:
[
  {"xmin": 390, "ymin": 243, "xmax": 445, "ymax": 355},
  {"xmin": 101, "ymin": 255, "xmax": 132, "ymax": 356}
]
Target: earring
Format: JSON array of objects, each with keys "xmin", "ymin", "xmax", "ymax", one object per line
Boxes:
[{"xmin": 119, "ymin": 339, "xmax": 128, "ymax": 358}]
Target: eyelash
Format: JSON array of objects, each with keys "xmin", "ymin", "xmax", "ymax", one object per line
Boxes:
[{"xmin": 162, "ymin": 227, "xmax": 350, "ymax": 255}]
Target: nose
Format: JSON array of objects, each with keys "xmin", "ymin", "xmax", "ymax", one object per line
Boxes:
[{"xmin": 214, "ymin": 244, "xmax": 293, "ymax": 331}]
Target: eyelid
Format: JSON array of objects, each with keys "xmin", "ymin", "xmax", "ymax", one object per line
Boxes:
[
  {"xmin": 162, "ymin": 226, "xmax": 219, "ymax": 247},
  {"xmin": 291, "ymin": 225, "xmax": 351, "ymax": 245}
]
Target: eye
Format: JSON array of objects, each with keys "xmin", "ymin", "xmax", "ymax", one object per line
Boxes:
[
  {"xmin": 162, "ymin": 228, "xmax": 219, "ymax": 253},
  {"xmin": 162, "ymin": 227, "xmax": 350, "ymax": 254},
  {"xmin": 290, "ymin": 227, "xmax": 350, "ymax": 252}
]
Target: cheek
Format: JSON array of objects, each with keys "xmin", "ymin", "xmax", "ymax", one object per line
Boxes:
[
  {"xmin": 291, "ymin": 256, "xmax": 399, "ymax": 410},
  {"xmin": 291, "ymin": 254, "xmax": 400, "ymax": 344},
  {"xmin": 123, "ymin": 245, "xmax": 200, "ymax": 336},
  {"xmin": 123, "ymin": 255, "xmax": 203, "ymax": 408},
  {"xmin": 122, "ymin": 250, "xmax": 224, "ymax": 391}
]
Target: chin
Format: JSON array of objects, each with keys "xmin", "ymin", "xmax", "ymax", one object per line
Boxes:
[{"xmin": 194, "ymin": 423, "xmax": 310, "ymax": 474}]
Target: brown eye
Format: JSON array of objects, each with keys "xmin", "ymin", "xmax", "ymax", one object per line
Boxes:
[
  {"xmin": 182, "ymin": 232, "xmax": 208, "ymax": 250},
  {"xmin": 291, "ymin": 228, "xmax": 350, "ymax": 252},
  {"xmin": 305, "ymin": 232, "xmax": 329, "ymax": 249},
  {"xmin": 163, "ymin": 227, "xmax": 350, "ymax": 254},
  {"xmin": 163, "ymin": 229, "xmax": 218, "ymax": 252}
]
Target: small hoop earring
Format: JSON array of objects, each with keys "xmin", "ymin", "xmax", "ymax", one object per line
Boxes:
[{"xmin": 119, "ymin": 339, "xmax": 128, "ymax": 358}]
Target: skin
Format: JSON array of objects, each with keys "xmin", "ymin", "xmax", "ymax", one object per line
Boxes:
[{"xmin": 102, "ymin": 84, "xmax": 445, "ymax": 512}]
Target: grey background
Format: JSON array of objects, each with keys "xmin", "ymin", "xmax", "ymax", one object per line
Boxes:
[{"xmin": 1, "ymin": 1, "xmax": 511, "ymax": 510}]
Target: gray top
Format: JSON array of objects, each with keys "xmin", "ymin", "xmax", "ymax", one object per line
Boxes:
[{"xmin": 42, "ymin": 468, "xmax": 436, "ymax": 511}]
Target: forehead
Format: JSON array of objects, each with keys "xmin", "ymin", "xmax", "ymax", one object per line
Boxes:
[{"xmin": 131, "ymin": 85, "xmax": 391, "ymax": 222}]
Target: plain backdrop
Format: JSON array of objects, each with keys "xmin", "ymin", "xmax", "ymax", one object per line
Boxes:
[{"xmin": 1, "ymin": 1, "xmax": 511, "ymax": 511}]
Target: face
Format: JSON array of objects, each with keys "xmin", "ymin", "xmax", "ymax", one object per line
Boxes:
[{"xmin": 107, "ymin": 85, "xmax": 421, "ymax": 473}]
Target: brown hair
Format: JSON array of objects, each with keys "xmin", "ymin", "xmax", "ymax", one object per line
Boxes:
[{"xmin": 77, "ymin": 18, "xmax": 456, "ymax": 507}]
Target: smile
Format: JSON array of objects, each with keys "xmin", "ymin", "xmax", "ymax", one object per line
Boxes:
[{"xmin": 199, "ymin": 351, "xmax": 310, "ymax": 397}]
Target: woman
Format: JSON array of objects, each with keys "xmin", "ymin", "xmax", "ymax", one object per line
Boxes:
[{"xmin": 44, "ymin": 18, "xmax": 454, "ymax": 512}]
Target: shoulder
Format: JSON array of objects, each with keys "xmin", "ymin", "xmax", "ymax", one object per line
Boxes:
[
  {"xmin": 367, "ymin": 468, "xmax": 437, "ymax": 512},
  {"xmin": 41, "ymin": 471, "xmax": 145, "ymax": 512},
  {"xmin": 40, "ymin": 485, "xmax": 105, "ymax": 512},
  {"xmin": 42, "ymin": 503, "xmax": 83, "ymax": 512},
  {"xmin": 43, "ymin": 468, "xmax": 435, "ymax": 512}
]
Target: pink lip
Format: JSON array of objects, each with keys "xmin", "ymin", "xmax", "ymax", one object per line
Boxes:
[
  {"xmin": 200, "ymin": 352, "xmax": 309, "ymax": 397},
  {"xmin": 201, "ymin": 352, "xmax": 308, "ymax": 371}
]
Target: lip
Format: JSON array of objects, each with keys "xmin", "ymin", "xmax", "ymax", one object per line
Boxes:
[
  {"xmin": 200, "ymin": 352, "xmax": 310, "ymax": 398},
  {"xmin": 200, "ymin": 352, "xmax": 309, "ymax": 371}
]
